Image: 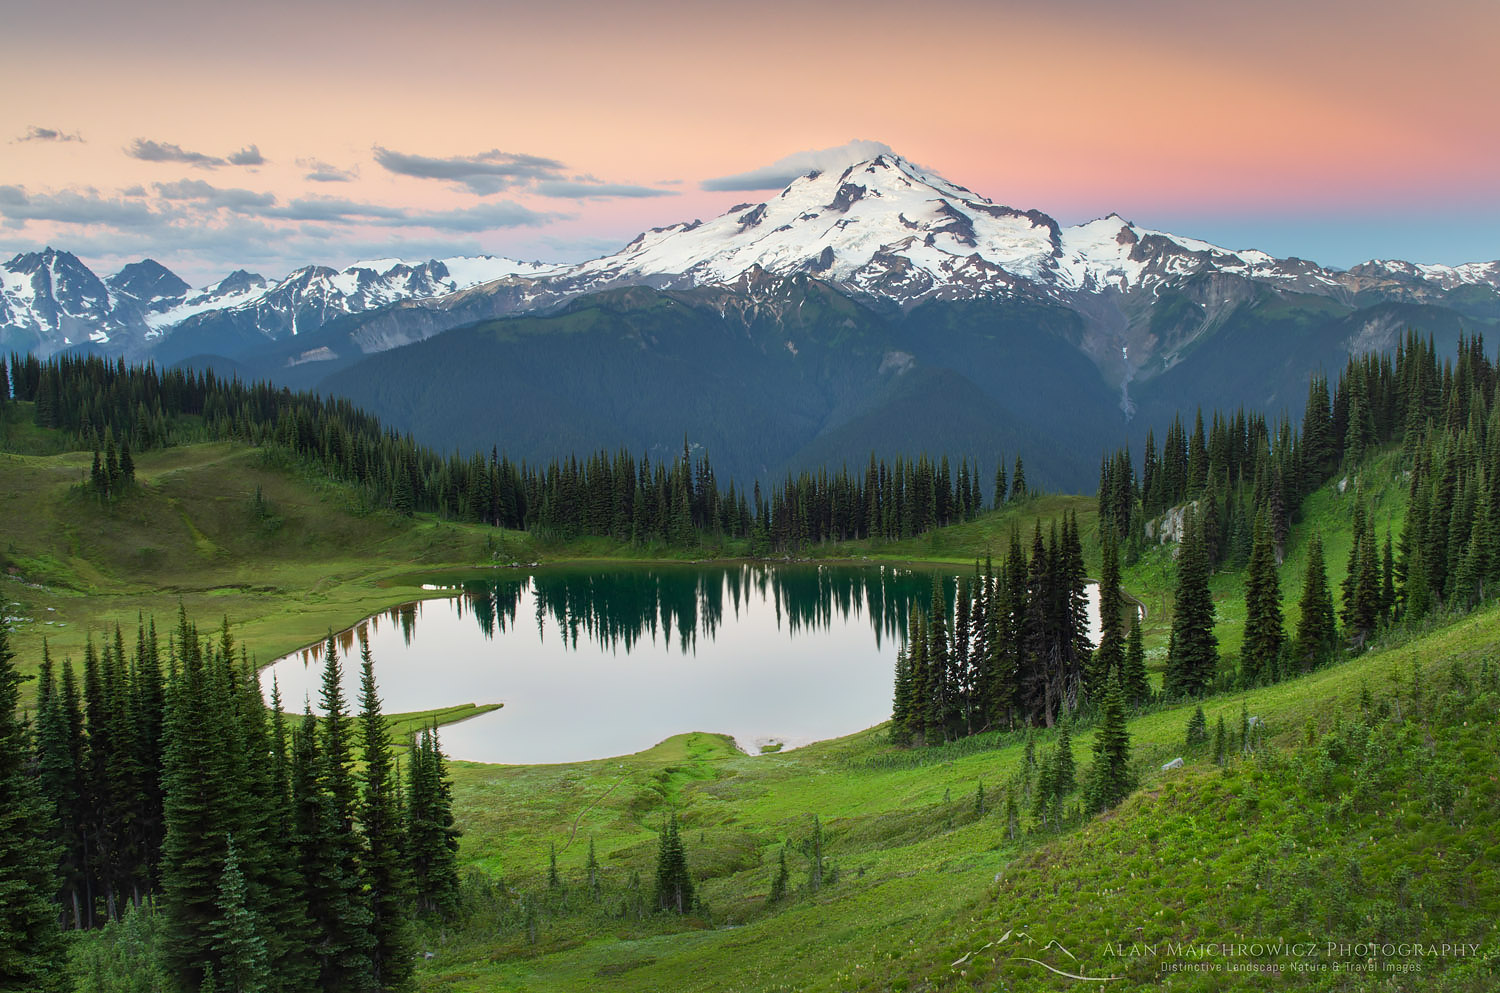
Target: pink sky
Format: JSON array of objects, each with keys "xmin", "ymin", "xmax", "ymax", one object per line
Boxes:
[{"xmin": 2, "ymin": 0, "xmax": 1497, "ymax": 282}]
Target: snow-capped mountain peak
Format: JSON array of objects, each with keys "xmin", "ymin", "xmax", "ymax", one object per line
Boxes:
[
  {"xmin": 567, "ymin": 151, "xmax": 1325, "ymax": 306},
  {"xmin": 0, "ymin": 249, "xmax": 569, "ymax": 357},
  {"xmin": 4, "ymin": 147, "xmax": 1499, "ymax": 366},
  {"xmin": 569, "ymin": 152, "xmax": 1072, "ymax": 301},
  {"xmin": 1, "ymin": 247, "xmax": 123, "ymax": 347}
]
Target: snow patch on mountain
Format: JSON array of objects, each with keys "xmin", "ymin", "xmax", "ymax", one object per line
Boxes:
[{"xmin": 4, "ymin": 148, "xmax": 1499, "ymax": 363}]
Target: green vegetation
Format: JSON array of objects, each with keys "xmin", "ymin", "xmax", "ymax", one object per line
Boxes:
[
  {"xmin": 13, "ymin": 611, "xmax": 462, "ymax": 993},
  {"xmin": 371, "ymin": 607, "xmax": 1498, "ymax": 992},
  {"xmin": 4, "ymin": 332, "xmax": 1500, "ymax": 991}
]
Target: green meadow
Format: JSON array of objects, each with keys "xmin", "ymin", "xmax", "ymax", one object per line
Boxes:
[{"xmin": 2, "ymin": 415, "xmax": 1493, "ymax": 990}]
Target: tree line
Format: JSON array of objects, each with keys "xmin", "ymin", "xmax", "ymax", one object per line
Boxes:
[
  {"xmin": 1100, "ymin": 331, "xmax": 1500, "ymax": 696},
  {"xmin": 5, "ymin": 353, "xmax": 1034, "ymax": 551},
  {"xmin": 889, "ymin": 511, "xmax": 1149, "ymax": 743},
  {"xmin": 0, "ymin": 612, "xmax": 459, "ymax": 992}
]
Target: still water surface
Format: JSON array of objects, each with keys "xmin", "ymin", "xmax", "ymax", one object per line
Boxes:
[{"xmin": 262, "ymin": 564, "xmax": 1107, "ymax": 765}]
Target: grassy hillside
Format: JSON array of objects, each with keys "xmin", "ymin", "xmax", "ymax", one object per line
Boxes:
[
  {"xmin": 8, "ymin": 406, "xmax": 1496, "ymax": 990},
  {"xmin": 414, "ymin": 604, "xmax": 1500, "ymax": 991},
  {"xmin": 0, "ymin": 416, "xmax": 1105, "ymax": 708},
  {"xmin": 0, "ymin": 408, "xmax": 1410, "ymax": 714},
  {"xmin": 0, "ymin": 441, "xmax": 498, "ymax": 686}
]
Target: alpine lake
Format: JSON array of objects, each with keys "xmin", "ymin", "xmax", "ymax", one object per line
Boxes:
[{"xmin": 262, "ymin": 563, "xmax": 1113, "ymax": 765}]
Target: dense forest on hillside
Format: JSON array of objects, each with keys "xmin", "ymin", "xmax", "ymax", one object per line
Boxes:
[
  {"xmin": 0, "ymin": 610, "xmax": 460, "ymax": 992},
  {"xmin": 890, "ymin": 331, "xmax": 1499, "ymax": 751},
  {"xmin": 3, "ymin": 332, "xmax": 1499, "ymax": 992},
  {"xmin": 4, "ymin": 353, "xmax": 1034, "ymax": 553}
]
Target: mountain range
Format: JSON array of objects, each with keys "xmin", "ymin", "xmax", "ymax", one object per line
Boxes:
[{"xmin": 5, "ymin": 152, "xmax": 1497, "ymax": 488}]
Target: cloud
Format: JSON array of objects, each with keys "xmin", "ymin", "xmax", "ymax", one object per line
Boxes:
[
  {"xmin": 373, "ymin": 145, "xmax": 566, "ymax": 195},
  {"xmin": 397, "ymin": 201, "xmax": 562, "ymax": 232},
  {"xmin": 0, "ymin": 185, "xmax": 164, "ymax": 229},
  {"xmin": 227, "ymin": 145, "xmax": 265, "ymax": 166},
  {"xmin": 15, "ymin": 125, "xmax": 83, "ymax": 143},
  {"xmin": 270, "ymin": 196, "xmax": 409, "ymax": 222},
  {"xmin": 298, "ymin": 158, "xmax": 358, "ymax": 183},
  {"xmin": 0, "ymin": 180, "xmax": 577, "ymax": 289},
  {"xmin": 125, "ymin": 138, "xmax": 226, "ymax": 168},
  {"xmin": 534, "ymin": 180, "xmax": 675, "ymax": 199},
  {"xmin": 700, "ymin": 140, "xmax": 897, "ymax": 191},
  {"xmin": 373, "ymin": 146, "xmax": 677, "ymax": 200},
  {"xmin": 154, "ymin": 179, "xmax": 277, "ymax": 212}
]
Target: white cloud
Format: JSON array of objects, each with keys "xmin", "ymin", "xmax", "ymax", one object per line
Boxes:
[{"xmin": 700, "ymin": 140, "xmax": 897, "ymax": 192}]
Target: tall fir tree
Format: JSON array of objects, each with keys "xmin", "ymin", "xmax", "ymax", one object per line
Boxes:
[
  {"xmin": 358, "ymin": 637, "xmax": 416, "ymax": 992},
  {"xmin": 1084, "ymin": 679, "xmax": 1136, "ymax": 814},
  {"xmin": 1240, "ymin": 513, "xmax": 1284, "ymax": 685},
  {"xmin": 309, "ymin": 635, "xmax": 376, "ymax": 992},
  {"xmin": 1089, "ymin": 529, "xmax": 1126, "ymax": 701},
  {"xmin": 1121, "ymin": 614, "xmax": 1150, "ymax": 707},
  {"xmin": 211, "ymin": 835, "xmax": 270, "ymax": 993},
  {"xmin": 33, "ymin": 644, "xmax": 86, "ymax": 930},
  {"xmin": 889, "ymin": 643, "xmax": 912, "ymax": 746},
  {"xmin": 1294, "ymin": 533, "xmax": 1338, "ymax": 669},
  {"xmin": 0, "ymin": 620, "xmax": 68, "ymax": 991},
  {"xmin": 407, "ymin": 727, "xmax": 460, "ymax": 918},
  {"xmin": 160, "ymin": 618, "xmax": 241, "ymax": 988},
  {"xmin": 652, "ymin": 814, "xmax": 694, "ymax": 914},
  {"xmin": 1164, "ymin": 507, "xmax": 1218, "ymax": 697}
]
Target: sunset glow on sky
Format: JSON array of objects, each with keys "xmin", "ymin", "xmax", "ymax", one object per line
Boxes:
[{"xmin": 2, "ymin": 0, "xmax": 1496, "ymax": 282}]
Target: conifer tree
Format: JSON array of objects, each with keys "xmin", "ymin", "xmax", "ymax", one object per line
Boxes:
[
  {"xmin": 804, "ymin": 814, "xmax": 825, "ymax": 893},
  {"xmin": 1185, "ymin": 705, "xmax": 1207, "ymax": 747},
  {"xmin": 265, "ymin": 684, "xmax": 316, "ymax": 993},
  {"xmin": 653, "ymin": 814, "xmax": 693, "ymax": 914},
  {"xmin": 889, "ymin": 644, "xmax": 912, "ymax": 746},
  {"xmin": 358, "ymin": 637, "xmax": 415, "ymax": 992},
  {"xmin": 1342, "ymin": 508, "xmax": 1381, "ymax": 647},
  {"xmin": 1085, "ymin": 679, "xmax": 1135, "ymax": 814},
  {"xmin": 926, "ymin": 579, "xmax": 953, "ymax": 741},
  {"xmin": 1018, "ymin": 524, "xmax": 1051, "ymax": 723},
  {"xmin": 407, "ymin": 727, "xmax": 460, "ymax": 918},
  {"xmin": 1121, "ymin": 614, "xmax": 1149, "ymax": 707},
  {"xmin": 1240, "ymin": 513, "xmax": 1284, "ymax": 685},
  {"xmin": 904, "ymin": 610, "xmax": 929, "ymax": 745},
  {"xmin": 1380, "ymin": 530, "xmax": 1397, "ymax": 621},
  {"xmin": 211, "ymin": 835, "xmax": 270, "ymax": 993},
  {"xmin": 0, "ymin": 620, "xmax": 67, "ymax": 992},
  {"xmin": 160, "ymin": 618, "xmax": 242, "ymax": 987},
  {"xmin": 1294, "ymin": 533, "xmax": 1338, "ymax": 670},
  {"xmin": 33, "ymin": 644, "xmax": 85, "ymax": 929},
  {"xmin": 766, "ymin": 846, "xmax": 788, "ymax": 905},
  {"xmin": 1089, "ymin": 529, "xmax": 1126, "ymax": 701},
  {"xmin": 1164, "ymin": 508, "xmax": 1218, "ymax": 697},
  {"xmin": 308, "ymin": 636, "xmax": 376, "ymax": 992},
  {"xmin": 1010, "ymin": 456, "xmax": 1027, "ymax": 501},
  {"xmin": 1053, "ymin": 718, "xmax": 1076, "ymax": 796}
]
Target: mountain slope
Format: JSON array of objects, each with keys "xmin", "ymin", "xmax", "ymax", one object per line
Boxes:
[
  {"xmin": 8, "ymin": 149, "xmax": 1500, "ymax": 486},
  {"xmin": 0, "ymin": 249, "xmax": 562, "ymax": 359}
]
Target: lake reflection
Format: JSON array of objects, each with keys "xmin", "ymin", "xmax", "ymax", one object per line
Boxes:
[{"xmin": 263, "ymin": 563, "xmax": 948, "ymax": 764}]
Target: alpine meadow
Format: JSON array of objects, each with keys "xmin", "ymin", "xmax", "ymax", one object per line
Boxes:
[{"xmin": 4, "ymin": 2, "xmax": 1500, "ymax": 990}]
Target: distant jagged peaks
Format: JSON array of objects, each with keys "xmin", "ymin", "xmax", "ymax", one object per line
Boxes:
[
  {"xmin": 0, "ymin": 249, "xmax": 564, "ymax": 356},
  {"xmin": 4, "ymin": 148, "xmax": 1500, "ymax": 360}
]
